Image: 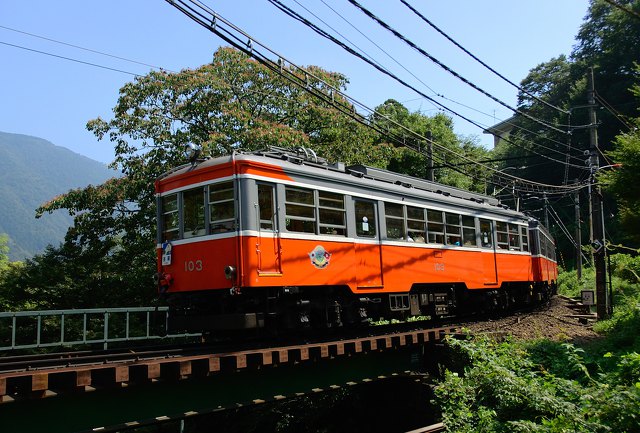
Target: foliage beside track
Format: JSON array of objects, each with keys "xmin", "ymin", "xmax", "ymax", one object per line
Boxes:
[{"xmin": 433, "ymin": 261, "xmax": 640, "ymax": 433}]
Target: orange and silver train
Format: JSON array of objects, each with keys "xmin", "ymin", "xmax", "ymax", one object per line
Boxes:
[{"xmin": 155, "ymin": 148, "xmax": 557, "ymax": 332}]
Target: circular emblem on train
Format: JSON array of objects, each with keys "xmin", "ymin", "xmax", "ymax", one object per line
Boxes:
[{"xmin": 308, "ymin": 245, "xmax": 332, "ymax": 269}]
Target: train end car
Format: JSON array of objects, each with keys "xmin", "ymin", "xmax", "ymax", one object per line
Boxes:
[{"xmin": 154, "ymin": 148, "xmax": 557, "ymax": 333}]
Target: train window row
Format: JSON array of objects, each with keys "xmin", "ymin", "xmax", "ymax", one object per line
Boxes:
[
  {"xmin": 160, "ymin": 181, "xmax": 531, "ymax": 253},
  {"xmin": 282, "ymin": 186, "xmax": 529, "ymax": 251},
  {"xmin": 539, "ymin": 232, "xmax": 556, "ymax": 261}
]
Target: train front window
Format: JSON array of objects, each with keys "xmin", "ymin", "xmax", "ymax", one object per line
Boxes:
[
  {"xmin": 285, "ymin": 186, "xmax": 315, "ymax": 233},
  {"xmin": 209, "ymin": 181, "xmax": 236, "ymax": 233},
  {"xmin": 161, "ymin": 194, "xmax": 179, "ymax": 241},
  {"xmin": 521, "ymin": 226, "xmax": 529, "ymax": 252},
  {"xmin": 508, "ymin": 224, "xmax": 521, "ymax": 251},
  {"xmin": 183, "ymin": 187, "xmax": 206, "ymax": 238}
]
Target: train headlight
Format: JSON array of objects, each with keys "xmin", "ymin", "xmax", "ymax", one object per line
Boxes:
[{"xmin": 224, "ymin": 265, "xmax": 236, "ymax": 280}]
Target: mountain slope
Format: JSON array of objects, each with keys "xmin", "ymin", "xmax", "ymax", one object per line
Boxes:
[{"xmin": 0, "ymin": 132, "xmax": 115, "ymax": 261}]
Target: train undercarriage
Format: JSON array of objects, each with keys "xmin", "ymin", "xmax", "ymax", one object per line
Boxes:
[{"xmin": 164, "ymin": 280, "xmax": 556, "ymax": 334}]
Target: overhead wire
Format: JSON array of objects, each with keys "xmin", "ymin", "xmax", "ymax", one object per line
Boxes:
[
  {"xmin": 601, "ymin": 0, "xmax": 640, "ymax": 20},
  {"xmin": 315, "ymin": 0, "xmax": 440, "ymax": 97},
  {"xmin": 346, "ymin": 0, "xmax": 570, "ymax": 135},
  {"xmin": 313, "ymin": 0, "xmax": 582, "ymax": 157},
  {"xmin": 595, "ymin": 90, "xmax": 635, "ymax": 130},
  {"xmin": 0, "ymin": 24, "xmax": 174, "ymax": 72},
  {"xmin": 266, "ymin": 0, "xmax": 587, "ymax": 168},
  {"xmin": 168, "ymin": 0, "xmax": 588, "ymax": 195},
  {"xmin": 0, "ymin": 40, "xmax": 140, "ymax": 76},
  {"xmin": 398, "ymin": 0, "xmax": 570, "ymax": 116}
]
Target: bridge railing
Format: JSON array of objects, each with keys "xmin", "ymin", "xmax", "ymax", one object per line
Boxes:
[{"xmin": 0, "ymin": 307, "xmax": 201, "ymax": 351}]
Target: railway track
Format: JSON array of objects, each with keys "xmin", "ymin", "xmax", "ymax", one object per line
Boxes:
[
  {"xmin": 0, "ymin": 322, "xmax": 459, "ymax": 403},
  {"xmin": 0, "ymin": 296, "xmax": 553, "ymax": 376}
]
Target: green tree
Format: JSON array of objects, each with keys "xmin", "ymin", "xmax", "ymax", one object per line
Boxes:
[
  {"xmin": 599, "ymin": 78, "xmax": 640, "ymax": 244},
  {"xmin": 29, "ymin": 47, "xmax": 393, "ymax": 308},
  {"xmin": 0, "ymin": 234, "xmax": 9, "ymax": 274},
  {"xmin": 373, "ymin": 99, "xmax": 489, "ymax": 192},
  {"xmin": 488, "ymin": 1, "xmax": 640, "ymax": 263}
]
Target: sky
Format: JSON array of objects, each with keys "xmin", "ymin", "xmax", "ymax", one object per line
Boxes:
[{"xmin": 1, "ymin": 0, "xmax": 591, "ymax": 164}]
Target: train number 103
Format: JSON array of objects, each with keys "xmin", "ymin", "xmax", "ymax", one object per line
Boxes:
[{"xmin": 184, "ymin": 260, "xmax": 203, "ymax": 272}]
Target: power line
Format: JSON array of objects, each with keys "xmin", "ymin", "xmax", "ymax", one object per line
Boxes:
[
  {"xmin": 166, "ymin": 0, "xmax": 585, "ymax": 195},
  {"xmin": 316, "ymin": 0, "xmax": 440, "ymax": 97},
  {"xmin": 346, "ymin": 0, "xmax": 570, "ymax": 135},
  {"xmin": 0, "ymin": 40, "xmax": 140, "ymax": 76},
  {"xmin": 595, "ymin": 90, "xmax": 635, "ymax": 130},
  {"xmin": 601, "ymin": 0, "xmax": 640, "ymax": 20},
  {"xmin": 313, "ymin": 0, "xmax": 580, "ymax": 156},
  {"xmin": 398, "ymin": 0, "xmax": 570, "ymax": 116},
  {"xmin": 267, "ymin": 0, "xmax": 586, "ymax": 168},
  {"xmin": 0, "ymin": 24, "xmax": 173, "ymax": 72}
]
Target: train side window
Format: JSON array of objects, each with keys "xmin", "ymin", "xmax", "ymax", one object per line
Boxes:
[
  {"xmin": 521, "ymin": 226, "xmax": 529, "ymax": 252},
  {"xmin": 355, "ymin": 200, "xmax": 377, "ymax": 238},
  {"xmin": 183, "ymin": 187, "xmax": 206, "ymax": 238},
  {"xmin": 426, "ymin": 209, "xmax": 444, "ymax": 244},
  {"xmin": 462, "ymin": 215, "xmax": 477, "ymax": 247},
  {"xmin": 161, "ymin": 193, "xmax": 179, "ymax": 241},
  {"xmin": 445, "ymin": 213, "xmax": 462, "ymax": 246},
  {"xmin": 257, "ymin": 183, "xmax": 275, "ymax": 231},
  {"xmin": 496, "ymin": 221, "xmax": 509, "ymax": 249},
  {"xmin": 318, "ymin": 191, "xmax": 346, "ymax": 236},
  {"xmin": 285, "ymin": 186, "xmax": 316, "ymax": 233},
  {"xmin": 508, "ymin": 223, "xmax": 521, "ymax": 251},
  {"xmin": 407, "ymin": 206, "xmax": 426, "ymax": 243},
  {"xmin": 479, "ymin": 219, "xmax": 493, "ymax": 248},
  {"xmin": 209, "ymin": 181, "xmax": 236, "ymax": 233},
  {"xmin": 385, "ymin": 202, "xmax": 404, "ymax": 240}
]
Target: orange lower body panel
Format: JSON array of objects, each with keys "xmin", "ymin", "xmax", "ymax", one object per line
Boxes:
[{"xmin": 160, "ymin": 236, "xmax": 554, "ymax": 295}]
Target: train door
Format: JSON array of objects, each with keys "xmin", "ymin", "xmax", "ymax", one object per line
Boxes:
[
  {"xmin": 256, "ymin": 182, "xmax": 282, "ymax": 275},
  {"xmin": 479, "ymin": 219, "xmax": 498, "ymax": 284},
  {"xmin": 353, "ymin": 199, "xmax": 383, "ymax": 288}
]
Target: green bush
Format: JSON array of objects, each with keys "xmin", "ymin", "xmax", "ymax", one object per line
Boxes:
[{"xmin": 433, "ymin": 336, "xmax": 640, "ymax": 433}]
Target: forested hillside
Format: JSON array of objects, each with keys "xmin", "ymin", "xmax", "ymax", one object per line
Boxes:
[{"xmin": 0, "ymin": 132, "xmax": 114, "ymax": 260}]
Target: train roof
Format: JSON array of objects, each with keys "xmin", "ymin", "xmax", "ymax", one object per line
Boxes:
[{"xmin": 158, "ymin": 147, "xmax": 528, "ymax": 219}]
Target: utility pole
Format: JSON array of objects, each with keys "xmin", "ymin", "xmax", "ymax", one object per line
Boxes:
[
  {"xmin": 587, "ymin": 67, "xmax": 609, "ymax": 320},
  {"xmin": 574, "ymin": 189, "xmax": 582, "ymax": 280}
]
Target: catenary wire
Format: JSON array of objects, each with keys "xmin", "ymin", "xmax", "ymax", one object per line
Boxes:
[
  {"xmin": 601, "ymin": 0, "xmax": 640, "ymax": 20},
  {"xmin": 0, "ymin": 24, "xmax": 174, "ymax": 72},
  {"xmin": 168, "ymin": 0, "xmax": 588, "ymax": 195},
  {"xmin": 0, "ymin": 40, "xmax": 140, "ymax": 76},
  {"xmin": 172, "ymin": 0, "xmax": 589, "ymax": 192},
  {"xmin": 346, "ymin": 0, "xmax": 570, "ymax": 135},
  {"xmin": 267, "ymin": 0, "xmax": 587, "ymax": 167},
  {"xmin": 398, "ymin": 0, "xmax": 570, "ymax": 116},
  {"xmin": 319, "ymin": 0, "xmax": 581, "ymax": 156}
]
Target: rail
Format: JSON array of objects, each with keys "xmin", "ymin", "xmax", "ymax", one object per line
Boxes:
[{"xmin": 0, "ymin": 307, "xmax": 200, "ymax": 351}]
